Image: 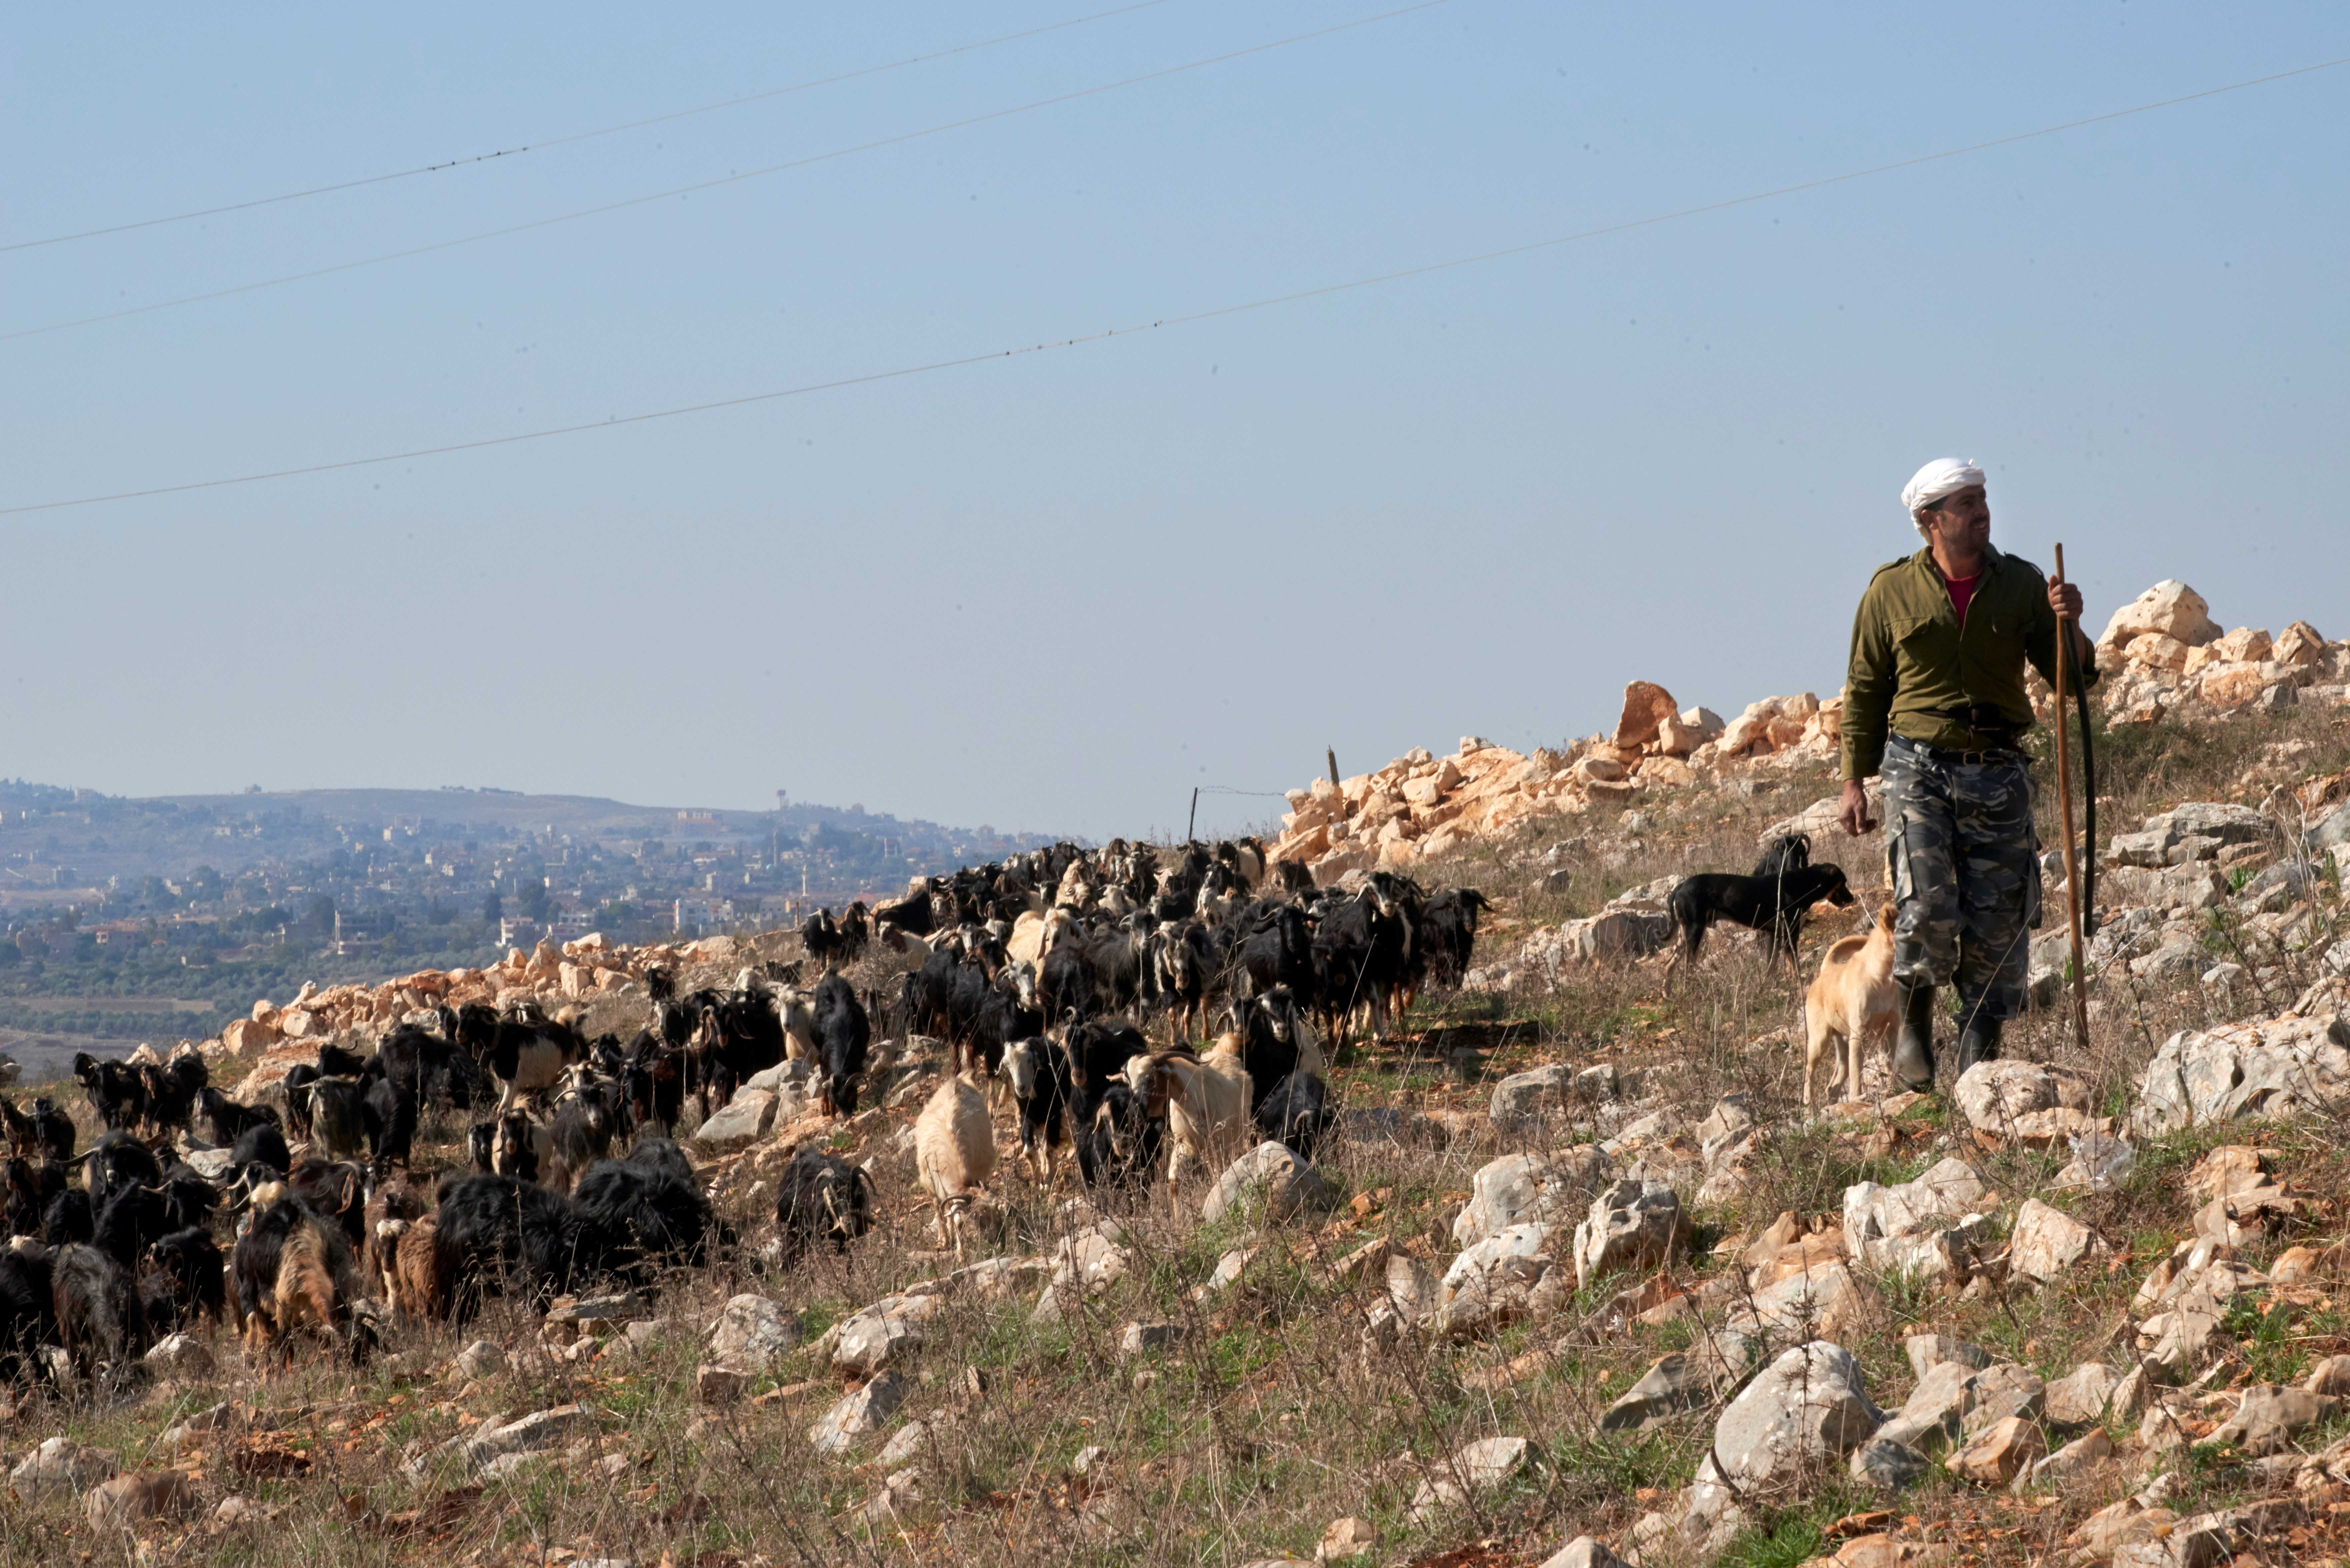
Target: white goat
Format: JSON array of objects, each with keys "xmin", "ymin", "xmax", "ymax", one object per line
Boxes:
[
  {"xmin": 913, "ymin": 1070, "xmax": 997, "ymax": 1258},
  {"xmin": 1127, "ymin": 1039, "xmax": 1253, "ymax": 1188}
]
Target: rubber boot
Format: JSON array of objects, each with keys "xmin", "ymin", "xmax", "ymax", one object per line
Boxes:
[
  {"xmin": 1893, "ymin": 979, "xmax": 1938, "ymax": 1092},
  {"xmin": 1954, "ymin": 1013, "xmax": 2003, "ymax": 1079}
]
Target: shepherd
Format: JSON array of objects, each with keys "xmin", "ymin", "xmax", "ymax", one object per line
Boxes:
[{"xmin": 1836, "ymin": 458, "xmax": 2099, "ymax": 1092}]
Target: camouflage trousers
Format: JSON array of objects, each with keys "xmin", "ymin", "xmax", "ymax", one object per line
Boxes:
[{"xmin": 1879, "ymin": 736, "xmax": 2042, "ymax": 1024}]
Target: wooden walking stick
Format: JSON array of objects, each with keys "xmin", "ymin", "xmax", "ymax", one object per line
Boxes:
[{"xmin": 2051, "ymin": 544, "xmax": 2093, "ymax": 1050}]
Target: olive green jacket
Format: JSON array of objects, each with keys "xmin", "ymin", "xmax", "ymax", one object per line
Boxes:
[{"xmin": 1841, "ymin": 545, "xmax": 2098, "ymax": 779}]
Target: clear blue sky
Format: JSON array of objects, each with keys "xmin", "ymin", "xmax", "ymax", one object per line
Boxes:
[{"xmin": 4, "ymin": 2, "xmax": 2344, "ymax": 841}]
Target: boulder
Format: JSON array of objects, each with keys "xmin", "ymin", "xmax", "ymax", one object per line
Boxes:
[
  {"xmin": 1487, "ymin": 1064, "xmax": 1576, "ymax": 1129},
  {"xmin": 1905, "ymin": 1335, "xmax": 1991, "ymax": 1379},
  {"xmin": 691, "ymin": 1088, "xmax": 777, "ymax": 1151},
  {"xmin": 1435, "ymin": 1223, "xmax": 1555, "ymax": 1336},
  {"xmin": 2206, "ymin": 1384, "xmax": 2338, "ymax": 1455},
  {"xmin": 1871, "ymin": 1360, "xmax": 1979, "ymax": 1454},
  {"xmin": 1952, "ymin": 1060, "xmax": 2093, "ymax": 1140},
  {"xmin": 2026, "ymin": 1426, "xmax": 2114, "ymax": 1485},
  {"xmin": 1537, "ymin": 1538, "xmax": 1632, "ymax": 1568},
  {"xmin": 1946, "ymin": 1415, "xmax": 2044, "ymax": 1487},
  {"xmin": 8, "ymin": 1437, "xmax": 116, "ymax": 1502},
  {"xmin": 1118, "ymin": 1321, "xmax": 1178, "ymax": 1360},
  {"xmin": 1689, "ymin": 1342, "xmax": 1882, "ymax": 1525},
  {"xmin": 706, "ymin": 1294, "xmax": 801, "ymax": 1369},
  {"xmin": 1572, "ymin": 1180, "xmax": 1687, "ymax": 1290},
  {"xmin": 1321, "ymin": 1517, "xmax": 1380, "ymax": 1561},
  {"xmin": 2134, "ymin": 1014, "xmax": 2350, "ymax": 1134},
  {"xmin": 2100, "ymin": 581, "xmax": 2220, "ymax": 652},
  {"xmin": 1452, "ymin": 1149, "xmax": 1611, "ymax": 1247},
  {"xmin": 2009, "ymin": 1199, "xmax": 2099, "ymax": 1284},
  {"xmin": 2046, "ymin": 1363, "xmax": 2123, "ymax": 1427},
  {"xmin": 808, "ymin": 1372, "xmax": 907, "ymax": 1456},
  {"xmin": 144, "ymin": 1332, "xmax": 214, "ymax": 1378},
  {"xmin": 1200, "ymin": 1142, "xmax": 1334, "ymax": 1224},
  {"xmin": 830, "ymin": 1296, "xmax": 947, "ymax": 1376},
  {"xmin": 1736, "ymin": 1260, "xmax": 1880, "ymax": 1346},
  {"xmin": 1407, "ymin": 1435, "xmax": 1533, "ymax": 1523},
  {"xmin": 1613, "ymin": 682, "xmax": 1680, "ymax": 750},
  {"xmin": 1599, "ymin": 1349, "xmax": 1730, "ymax": 1433},
  {"xmin": 1843, "ymin": 1157, "xmax": 1994, "ymax": 1277}
]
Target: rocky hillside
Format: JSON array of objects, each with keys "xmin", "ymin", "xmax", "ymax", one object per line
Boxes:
[
  {"xmin": 1270, "ymin": 579, "xmax": 2350, "ymax": 886},
  {"xmin": 5, "ymin": 578, "xmax": 2350, "ymax": 1568}
]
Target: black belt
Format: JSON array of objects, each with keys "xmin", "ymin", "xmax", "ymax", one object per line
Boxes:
[{"xmin": 1889, "ymin": 734, "xmax": 2022, "ymax": 768}]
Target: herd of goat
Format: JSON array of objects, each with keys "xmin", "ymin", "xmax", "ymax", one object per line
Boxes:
[{"xmin": 0, "ymin": 836, "xmax": 1492, "ymax": 1392}]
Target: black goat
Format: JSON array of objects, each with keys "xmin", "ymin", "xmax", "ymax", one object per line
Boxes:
[
  {"xmin": 24, "ymin": 1098, "xmax": 74, "ymax": 1163},
  {"xmin": 619, "ymin": 1135, "xmax": 696, "ymax": 1188},
  {"xmin": 0, "ymin": 1245, "xmax": 57, "ymax": 1386},
  {"xmin": 85, "ymin": 1131, "xmax": 162, "ymax": 1210},
  {"xmin": 1002, "ymin": 1038, "xmax": 1072, "ymax": 1180},
  {"xmin": 432, "ymin": 1175, "xmax": 596, "ymax": 1319},
  {"xmin": 1077, "ymin": 1082, "xmax": 1161, "ymax": 1193},
  {"xmin": 3, "ymin": 1157, "xmax": 68, "ymax": 1239},
  {"xmin": 142, "ymin": 1227, "xmax": 227, "ymax": 1331},
  {"xmin": 230, "ymin": 1121, "xmax": 292, "ymax": 1176},
  {"xmin": 305, "ymin": 1078, "xmax": 369, "ymax": 1162},
  {"xmin": 72, "ymin": 1053, "xmax": 148, "ymax": 1132},
  {"xmin": 773, "ymin": 1144, "xmax": 872, "ymax": 1265},
  {"xmin": 1665, "ymin": 861, "xmax": 1855, "ymax": 973},
  {"xmin": 277, "ymin": 1064, "xmax": 319, "ymax": 1141},
  {"xmin": 571, "ymin": 1159, "xmax": 717, "ymax": 1280},
  {"xmin": 42, "ymin": 1190, "xmax": 95, "ymax": 1247},
  {"xmin": 51, "ymin": 1242, "xmax": 148, "ymax": 1385},
  {"xmin": 1236, "ymin": 986, "xmax": 1317, "ymax": 1118},
  {"xmin": 283, "ymin": 1158, "xmax": 368, "ymax": 1252},
  {"xmin": 196, "ymin": 1087, "xmax": 279, "ymax": 1149},
  {"xmin": 1230, "ymin": 899, "xmax": 1318, "ymax": 1005},
  {"xmin": 363, "ymin": 1076, "xmax": 417, "ymax": 1175},
  {"xmin": 1253, "ymin": 1070, "xmax": 1335, "ymax": 1162},
  {"xmin": 548, "ymin": 1074, "xmax": 618, "ymax": 1190},
  {"xmin": 231, "ymin": 1195, "xmax": 368, "ymax": 1360},
  {"xmin": 140, "ymin": 1053, "xmax": 207, "ymax": 1134},
  {"xmin": 1414, "ymin": 888, "xmax": 1491, "ymax": 994},
  {"xmin": 810, "ymin": 970, "xmax": 869, "ymax": 1116},
  {"xmin": 92, "ymin": 1185, "xmax": 171, "ymax": 1270}
]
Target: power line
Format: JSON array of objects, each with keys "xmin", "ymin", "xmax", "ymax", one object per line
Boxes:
[
  {"xmin": 0, "ymin": 0, "xmax": 1188, "ymax": 254},
  {"xmin": 1, "ymin": 0, "xmax": 1455, "ymax": 344},
  {"xmin": 5, "ymin": 52, "xmax": 2341, "ymax": 519}
]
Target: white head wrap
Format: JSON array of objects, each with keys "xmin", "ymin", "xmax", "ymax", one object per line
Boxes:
[{"xmin": 1901, "ymin": 457, "xmax": 1985, "ymax": 517}]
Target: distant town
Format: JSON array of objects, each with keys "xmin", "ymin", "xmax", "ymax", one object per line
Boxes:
[{"xmin": 0, "ymin": 778, "xmax": 1067, "ymax": 1071}]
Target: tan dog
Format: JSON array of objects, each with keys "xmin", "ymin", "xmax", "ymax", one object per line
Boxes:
[{"xmin": 1803, "ymin": 903, "xmax": 1899, "ymax": 1109}]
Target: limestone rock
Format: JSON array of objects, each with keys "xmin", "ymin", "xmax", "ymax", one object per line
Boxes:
[
  {"xmin": 1843, "ymin": 1157, "xmax": 1994, "ymax": 1277},
  {"xmin": 1613, "ymin": 682, "xmax": 1680, "ymax": 750},
  {"xmin": 1435, "ymin": 1222, "xmax": 1555, "ymax": 1336},
  {"xmin": 1952, "ymin": 1060, "xmax": 2093, "ymax": 1140},
  {"xmin": 2010, "ymin": 1199, "xmax": 2099, "ymax": 1284},
  {"xmin": 2046, "ymin": 1363, "xmax": 2123, "ymax": 1427},
  {"xmin": 455, "ymin": 1340, "xmax": 507, "ymax": 1379},
  {"xmin": 144, "ymin": 1332, "xmax": 214, "ymax": 1378},
  {"xmin": 1320, "ymin": 1516, "xmax": 1379, "ymax": 1561},
  {"xmin": 2101, "ymin": 581, "xmax": 2220, "ymax": 652},
  {"xmin": 707, "ymin": 1293, "xmax": 801, "ymax": 1368},
  {"xmin": 1488, "ymin": 1064, "xmax": 1576, "ymax": 1128},
  {"xmin": 829, "ymin": 1293, "xmax": 946, "ymax": 1376},
  {"xmin": 1572, "ymin": 1179, "xmax": 1687, "ymax": 1291},
  {"xmin": 1118, "ymin": 1321, "xmax": 1178, "ymax": 1360},
  {"xmin": 1690, "ymin": 1341, "xmax": 1882, "ymax": 1525},
  {"xmin": 9, "ymin": 1437, "xmax": 117, "ymax": 1502},
  {"xmin": 1452, "ymin": 1148, "xmax": 1611, "ymax": 1247},
  {"xmin": 1538, "ymin": 1537, "xmax": 1632, "ymax": 1568},
  {"xmin": 2134, "ymin": 1014, "xmax": 2350, "ymax": 1133},
  {"xmin": 691, "ymin": 1087, "xmax": 777, "ymax": 1151},
  {"xmin": 808, "ymin": 1372, "xmax": 907, "ymax": 1456},
  {"xmin": 1946, "ymin": 1414, "xmax": 2044, "ymax": 1487},
  {"xmin": 1407, "ymin": 1435, "xmax": 1533, "ymax": 1522},
  {"xmin": 2025, "ymin": 1426, "xmax": 2114, "ymax": 1486},
  {"xmin": 2207, "ymin": 1384, "xmax": 2338, "ymax": 1455},
  {"xmin": 1599, "ymin": 1350, "xmax": 1729, "ymax": 1433},
  {"xmin": 1848, "ymin": 1438, "xmax": 1932, "ymax": 1491},
  {"xmin": 1905, "ymin": 1335, "xmax": 1991, "ymax": 1379},
  {"xmin": 1201, "ymin": 1142, "xmax": 1334, "ymax": 1224}
]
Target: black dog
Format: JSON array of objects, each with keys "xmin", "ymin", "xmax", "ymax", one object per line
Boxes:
[{"xmin": 1666, "ymin": 859, "xmax": 1854, "ymax": 974}]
